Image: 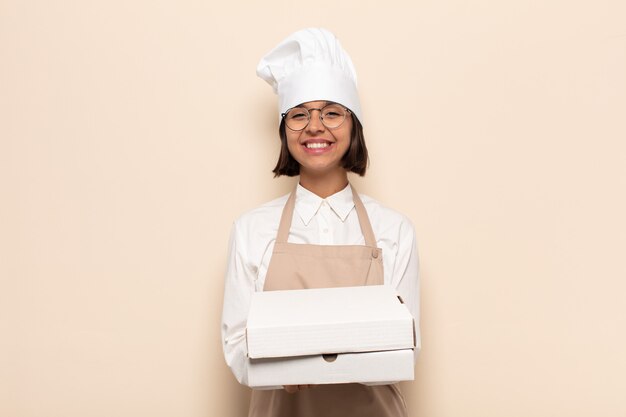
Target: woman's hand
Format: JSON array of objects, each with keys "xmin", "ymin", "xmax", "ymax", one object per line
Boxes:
[{"xmin": 283, "ymin": 385, "xmax": 315, "ymax": 394}]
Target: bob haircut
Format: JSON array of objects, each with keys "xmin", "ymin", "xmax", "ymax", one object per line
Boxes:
[{"xmin": 272, "ymin": 113, "xmax": 369, "ymax": 177}]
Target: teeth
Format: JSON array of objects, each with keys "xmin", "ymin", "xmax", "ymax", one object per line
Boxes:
[{"xmin": 306, "ymin": 142, "xmax": 329, "ymax": 149}]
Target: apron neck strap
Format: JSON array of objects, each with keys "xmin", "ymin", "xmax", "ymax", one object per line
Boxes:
[
  {"xmin": 351, "ymin": 185, "xmax": 378, "ymax": 247},
  {"xmin": 276, "ymin": 190, "xmax": 297, "ymax": 243},
  {"xmin": 276, "ymin": 184, "xmax": 378, "ymax": 247}
]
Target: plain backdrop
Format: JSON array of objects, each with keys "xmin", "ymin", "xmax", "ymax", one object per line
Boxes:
[{"xmin": 1, "ymin": 1, "xmax": 625, "ymax": 416}]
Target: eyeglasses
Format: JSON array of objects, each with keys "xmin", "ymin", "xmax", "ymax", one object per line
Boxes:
[{"xmin": 281, "ymin": 104, "xmax": 351, "ymax": 131}]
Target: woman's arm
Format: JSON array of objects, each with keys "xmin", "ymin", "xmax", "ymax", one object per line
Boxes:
[
  {"xmin": 221, "ymin": 222, "xmax": 255, "ymax": 386},
  {"xmin": 221, "ymin": 221, "xmax": 295, "ymax": 390},
  {"xmin": 393, "ymin": 220, "xmax": 421, "ymax": 362}
]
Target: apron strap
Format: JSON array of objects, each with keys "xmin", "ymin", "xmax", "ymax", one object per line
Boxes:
[
  {"xmin": 275, "ymin": 183, "xmax": 378, "ymax": 247},
  {"xmin": 351, "ymin": 185, "xmax": 377, "ymax": 248},
  {"xmin": 276, "ymin": 189, "xmax": 297, "ymax": 244}
]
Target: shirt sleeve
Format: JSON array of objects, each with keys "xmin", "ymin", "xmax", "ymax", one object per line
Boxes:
[
  {"xmin": 221, "ymin": 221, "xmax": 284, "ymax": 390},
  {"xmin": 392, "ymin": 219, "xmax": 421, "ymax": 362},
  {"xmin": 221, "ymin": 221, "xmax": 253, "ymax": 386}
]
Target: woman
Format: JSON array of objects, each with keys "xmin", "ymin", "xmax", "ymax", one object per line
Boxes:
[{"xmin": 221, "ymin": 28, "xmax": 420, "ymax": 417}]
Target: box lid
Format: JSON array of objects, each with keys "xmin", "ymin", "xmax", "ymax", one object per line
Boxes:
[{"xmin": 246, "ymin": 285, "xmax": 415, "ymax": 359}]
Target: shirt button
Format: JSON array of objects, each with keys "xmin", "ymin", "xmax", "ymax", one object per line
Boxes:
[
  {"xmin": 372, "ymin": 249, "xmax": 379, "ymax": 259},
  {"xmin": 323, "ymin": 228, "xmax": 329, "ymax": 233}
]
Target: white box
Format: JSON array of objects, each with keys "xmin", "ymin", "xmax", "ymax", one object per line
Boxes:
[{"xmin": 246, "ymin": 285, "xmax": 415, "ymax": 388}]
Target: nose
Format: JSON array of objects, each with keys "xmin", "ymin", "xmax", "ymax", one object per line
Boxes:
[{"xmin": 305, "ymin": 109, "xmax": 325, "ymax": 133}]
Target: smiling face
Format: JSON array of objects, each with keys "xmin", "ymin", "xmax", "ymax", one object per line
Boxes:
[{"xmin": 284, "ymin": 101, "xmax": 353, "ymax": 177}]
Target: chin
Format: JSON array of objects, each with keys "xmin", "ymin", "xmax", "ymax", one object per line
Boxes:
[{"xmin": 302, "ymin": 163, "xmax": 343, "ymax": 175}]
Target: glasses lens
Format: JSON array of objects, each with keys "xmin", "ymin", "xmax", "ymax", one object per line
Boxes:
[
  {"xmin": 285, "ymin": 107, "xmax": 309, "ymax": 131},
  {"xmin": 321, "ymin": 104, "xmax": 347, "ymax": 129},
  {"xmin": 284, "ymin": 104, "xmax": 348, "ymax": 131}
]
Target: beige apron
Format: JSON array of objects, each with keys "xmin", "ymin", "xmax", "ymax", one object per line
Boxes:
[{"xmin": 248, "ymin": 185, "xmax": 408, "ymax": 417}]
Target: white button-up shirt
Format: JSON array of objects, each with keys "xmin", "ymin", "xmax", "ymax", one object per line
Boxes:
[{"xmin": 221, "ymin": 183, "xmax": 420, "ymax": 387}]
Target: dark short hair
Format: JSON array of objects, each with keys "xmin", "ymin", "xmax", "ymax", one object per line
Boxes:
[{"xmin": 272, "ymin": 113, "xmax": 369, "ymax": 177}]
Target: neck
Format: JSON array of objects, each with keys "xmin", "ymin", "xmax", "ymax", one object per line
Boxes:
[{"xmin": 299, "ymin": 168, "xmax": 349, "ymax": 199}]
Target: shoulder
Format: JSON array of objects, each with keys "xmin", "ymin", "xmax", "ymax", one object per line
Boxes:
[
  {"xmin": 359, "ymin": 193, "xmax": 416, "ymax": 237},
  {"xmin": 232, "ymin": 193, "xmax": 289, "ymax": 234}
]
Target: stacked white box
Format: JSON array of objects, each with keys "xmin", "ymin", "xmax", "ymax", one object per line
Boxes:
[{"xmin": 246, "ymin": 285, "xmax": 415, "ymax": 388}]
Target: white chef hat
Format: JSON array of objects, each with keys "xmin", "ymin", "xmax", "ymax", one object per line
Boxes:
[{"xmin": 256, "ymin": 28, "xmax": 362, "ymax": 122}]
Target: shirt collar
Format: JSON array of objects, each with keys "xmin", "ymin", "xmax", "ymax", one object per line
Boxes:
[{"xmin": 295, "ymin": 183, "xmax": 355, "ymax": 226}]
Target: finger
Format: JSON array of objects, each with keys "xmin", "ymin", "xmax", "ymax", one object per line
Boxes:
[{"xmin": 283, "ymin": 385, "xmax": 298, "ymax": 394}]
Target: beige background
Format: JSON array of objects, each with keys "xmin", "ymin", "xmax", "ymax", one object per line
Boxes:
[{"xmin": 1, "ymin": 1, "xmax": 625, "ymax": 416}]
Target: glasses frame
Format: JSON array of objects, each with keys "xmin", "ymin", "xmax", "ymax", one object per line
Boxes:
[{"xmin": 281, "ymin": 103, "xmax": 351, "ymax": 131}]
